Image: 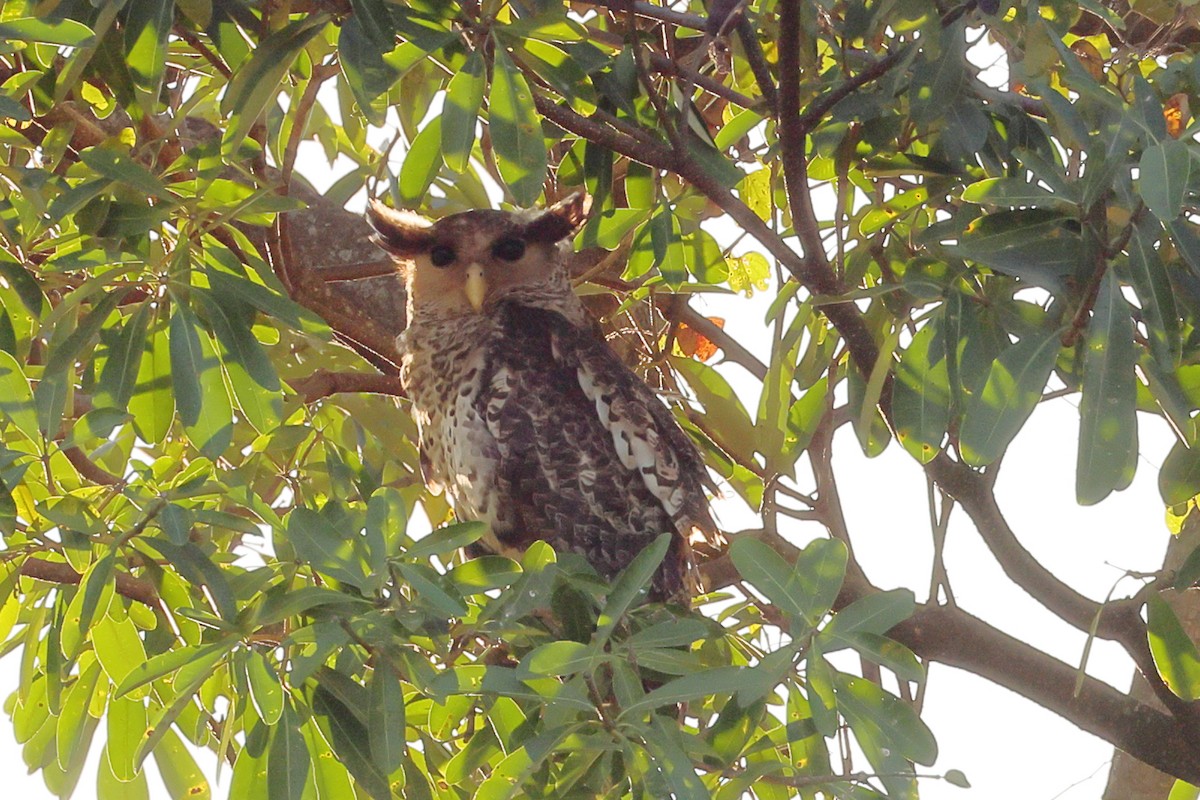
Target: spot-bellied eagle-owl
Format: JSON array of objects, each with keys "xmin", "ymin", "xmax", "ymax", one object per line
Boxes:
[{"xmin": 366, "ymin": 192, "xmax": 721, "ymax": 601}]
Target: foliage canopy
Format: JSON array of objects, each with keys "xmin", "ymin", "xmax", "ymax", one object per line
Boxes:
[{"xmin": 2, "ymin": 0, "xmax": 1200, "ymax": 798}]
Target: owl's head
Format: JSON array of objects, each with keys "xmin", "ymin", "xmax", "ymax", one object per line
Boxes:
[{"xmin": 367, "ymin": 192, "xmax": 591, "ymax": 317}]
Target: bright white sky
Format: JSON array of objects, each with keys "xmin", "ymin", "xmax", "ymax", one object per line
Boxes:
[{"xmin": 0, "ymin": 23, "xmax": 1182, "ymax": 800}]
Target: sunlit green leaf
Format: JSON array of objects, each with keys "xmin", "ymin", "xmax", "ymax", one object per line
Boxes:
[
  {"xmin": 269, "ymin": 703, "xmax": 310, "ymax": 800},
  {"xmin": 489, "ymin": 47, "xmax": 546, "ymax": 205},
  {"xmin": 221, "ymin": 14, "xmax": 330, "ymax": 148},
  {"xmin": 442, "ymin": 49, "xmax": 486, "ymax": 173},
  {"xmin": 0, "ymin": 350, "xmax": 40, "ymax": 441},
  {"xmin": 124, "ymin": 0, "xmax": 174, "ymax": 100},
  {"xmin": 1147, "ymin": 594, "xmax": 1200, "ymax": 701},
  {"xmin": 0, "ymin": 17, "xmax": 96, "ymax": 46},
  {"xmin": 152, "ymin": 727, "xmax": 211, "ymax": 800},
  {"xmin": 398, "ymin": 116, "xmax": 444, "ymax": 205}
]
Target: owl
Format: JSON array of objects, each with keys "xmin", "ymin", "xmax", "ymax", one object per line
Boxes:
[{"xmin": 366, "ymin": 192, "xmax": 721, "ymax": 602}]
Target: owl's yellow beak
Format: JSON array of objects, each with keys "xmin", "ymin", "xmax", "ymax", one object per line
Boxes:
[{"xmin": 464, "ymin": 264, "xmax": 487, "ymax": 312}]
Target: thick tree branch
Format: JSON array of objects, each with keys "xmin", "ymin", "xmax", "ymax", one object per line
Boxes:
[
  {"xmin": 704, "ymin": 531, "xmax": 1200, "ymax": 782},
  {"xmin": 20, "ymin": 557, "xmax": 159, "ymax": 607},
  {"xmin": 289, "ymin": 370, "xmax": 406, "ymax": 403},
  {"xmin": 891, "ymin": 600, "xmax": 1200, "ymax": 783}
]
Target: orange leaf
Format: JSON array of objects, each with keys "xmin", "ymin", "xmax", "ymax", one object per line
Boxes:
[
  {"xmin": 1069, "ymin": 40, "xmax": 1105, "ymax": 83},
  {"xmin": 676, "ymin": 318, "xmax": 724, "ymax": 362},
  {"xmin": 1165, "ymin": 93, "xmax": 1190, "ymax": 139}
]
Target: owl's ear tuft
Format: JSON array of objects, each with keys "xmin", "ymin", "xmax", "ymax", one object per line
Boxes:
[
  {"xmin": 366, "ymin": 199, "xmax": 434, "ymax": 256},
  {"xmin": 524, "ymin": 192, "xmax": 592, "ymax": 244}
]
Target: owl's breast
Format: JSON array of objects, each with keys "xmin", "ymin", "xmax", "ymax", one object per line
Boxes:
[{"xmin": 399, "ymin": 317, "xmax": 502, "ymax": 524}]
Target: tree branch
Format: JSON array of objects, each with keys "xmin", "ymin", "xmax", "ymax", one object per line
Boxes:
[
  {"xmin": 704, "ymin": 531, "xmax": 1200, "ymax": 782},
  {"xmin": 289, "ymin": 370, "xmax": 406, "ymax": 403},
  {"xmin": 62, "ymin": 446, "xmax": 122, "ymax": 486},
  {"xmin": 20, "ymin": 557, "xmax": 159, "ymax": 607},
  {"xmin": 890, "ymin": 599, "xmax": 1200, "ymax": 783}
]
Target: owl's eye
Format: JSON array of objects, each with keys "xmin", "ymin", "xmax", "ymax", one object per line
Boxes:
[
  {"xmin": 429, "ymin": 245, "xmax": 456, "ymax": 268},
  {"xmin": 492, "ymin": 237, "xmax": 526, "ymax": 262}
]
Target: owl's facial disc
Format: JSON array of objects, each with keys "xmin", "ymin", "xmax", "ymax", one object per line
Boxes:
[{"xmin": 464, "ymin": 263, "xmax": 487, "ymax": 312}]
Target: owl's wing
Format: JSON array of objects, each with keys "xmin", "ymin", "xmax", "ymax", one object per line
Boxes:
[{"xmin": 479, "ymin": 304, "xmax": 721, "ymax": 598}]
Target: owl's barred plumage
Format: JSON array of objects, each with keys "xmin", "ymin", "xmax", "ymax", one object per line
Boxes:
[{"xmin": 367, "ymin": 193, "xmax": 721, "ymax": 601}]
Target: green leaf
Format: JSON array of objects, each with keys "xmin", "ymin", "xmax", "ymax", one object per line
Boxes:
[
  {"xmin": 92, "ymin": 615, "xmax": 148, "ymax": 689},
  {"xmin": 447, "ymin": 556, "xmax": 522, "ymax": 593},
  {"xmin": 338, "ymin": 13, "xmax": 401, "ymax": 126},
  {"xmin": 152, "ymin": 727, "xmax": 212, "ymax": 800},
  {"xmin": 128, "ymin": 317, "xmax": 175, "ymax": 445},
  {"xmin": 893, "ymin": 316, "xmax": 951, "ymax": 464},
  {"xmin": 39, "ymin": 287, "xmax": 129, "ymax": 435},
  {"xmin": 959, "ymin": 328, "xmax": 1062, "ymax": 467},
  {"xmin": 820, "ymin": 589, "xmax": 916, "ymax": 641},
  {"xmin": 114, "ymin": 640, "xmax": 234, "ymax": 698},
  {"xmin": 1159, "ymin": 442, "xmax": 1200, "ymax": 507},
  {"xmin": 730, "ymin": 537, "xmax": 847, "ymax": 627},
  {"xmin": 403, "ymin": 521, "xmax": 486, "ymax": 562},
  {"xmin": 836, "ymin": 673, "xmax": 934, "ymax": 797},
  {"xmin": 202, "ymin": 288, "xmax": 281, "ymax": 434},
  {"xmin": 793, "ymin": 538, "xmax": 849, "ymax": 624},
  {"xmin": 171, "ymin": 304, "xmax": 233, "ymax": 458},
  {"xmin": 96, "ymin": 300, "xmax": 152, "ymax": 411},
  {"xmin": 304, "ymin": 718, "xmax": 357, "ymax": 800},
  {"xmin": 221, "ymin": 14, "xmax": 330, "ymax": 148},
  {"xmin": 960, "ymin": 177, "xmax": 1077, "ymax": 211},
  {"xmin": 442, "ymin": 49, "xmax": 486, "ymax": 173},
  {"xmin": 621, "ymin": 665, "xmax": 746, "ymax": 719},
  {"xmin": 124, "ymin": 0, "xmax": 174, "ymax": 99},
  {"xmin": 106, "ymin": 695, "xmax": 148, "ymax": 782},
  {"xmin": 99, "ymin": 747, "xmax": 149, "ymax": 800},
  {"xmin": 0, "ymin": 350, "xmax": 40, "ymax": 441},
  {"xmin": 521, "ymin": 641, "xmax": 598, "ymax": 677},
  {"xmin": 168, "ymin": 304, "xmax": 204, "ymax": 426},
  {"xmin": 1140, "ymin": 139, "xmax": 1193, "ymax": 222},
  {"xmin": 1076, "ymin": 271, "xmax": 1138, "ymax": 504},
  {"xmin": 312, "ymin": 685, "xmax": 393, "ymax": 800},
  {"xmin": 80, "ymin": 146, "xmax": 171, "ymax": 199},
  {"xmin": 944, "ymin": 769, "xmax": 972, "ymax": 788},
  {"xmin": 56, "ymin": 659, "xmax": 101, "ymax": 771},
  {"xmin": 1128, "ymin": 219, "xmax": 1179, "ymax": 366},
  {"xmin": 936, "ymin": 210, "xmax": 1081, "ymax": 286},
  {"xmin": 1169, "ymin": 780, "xmax": 1200, "ymax": 800},
  {"xmin": 228, "ymin": 723, "xmax": 269, "ymax": 798},
  {"xmin": 730, "ymin": 537, "xmax": 808, "ymax": 621},
  {"xmin": 489, "ymin": 47, "xmax": 547, "ymax": 206},
  {"xmin": 63, "ymin": 407, "xmax": 129, "ymax": 450},
  {"xmin": 1147, "ymin": 594, "xmax": 1200, "ymax": 701},
  {"xmin": 1176, "ymin": 545, "xmax": 1200, "ymax": 591},
  {"xmin": 268, "ymin": 704, "xmax": 310, "ymax": 800},
  {"xmin": 594, "ymin": 533, "xmax": 671, "ymax": 642},
  {"xmin": 247, "ymin": 650, "xmax": 285, "ymax": 725},
  {"xmin": 625, "ymin": 618, "xmax": 708, "ymax": 650},
  {"xmin": 646, "ymin": 716, "xmax": 711, "ymax": 800},
  {"xmin": 286, "ymin": 507, "xmax": 369, "ymax": 589},
  {"xmin": 398, "ymin": 116, "xmax": 444, "ymax": 205},
  {"xmin": 396, "ymin": 562, "xmax": 468, "ymax": 617},
  {"xmin": 368, "ymin": 663, "xmax": 406, "ymax": 775},
  {"xmin": 0, "ymin": 17, "xmax": 96, "ymax": 46},
  {"xmin": 670, "ymin": 356, "xmax": 756, "ymax": 462},
  {"xmin": 61, "ymin": 554, "xmax": 114, "ymax": 660}
]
